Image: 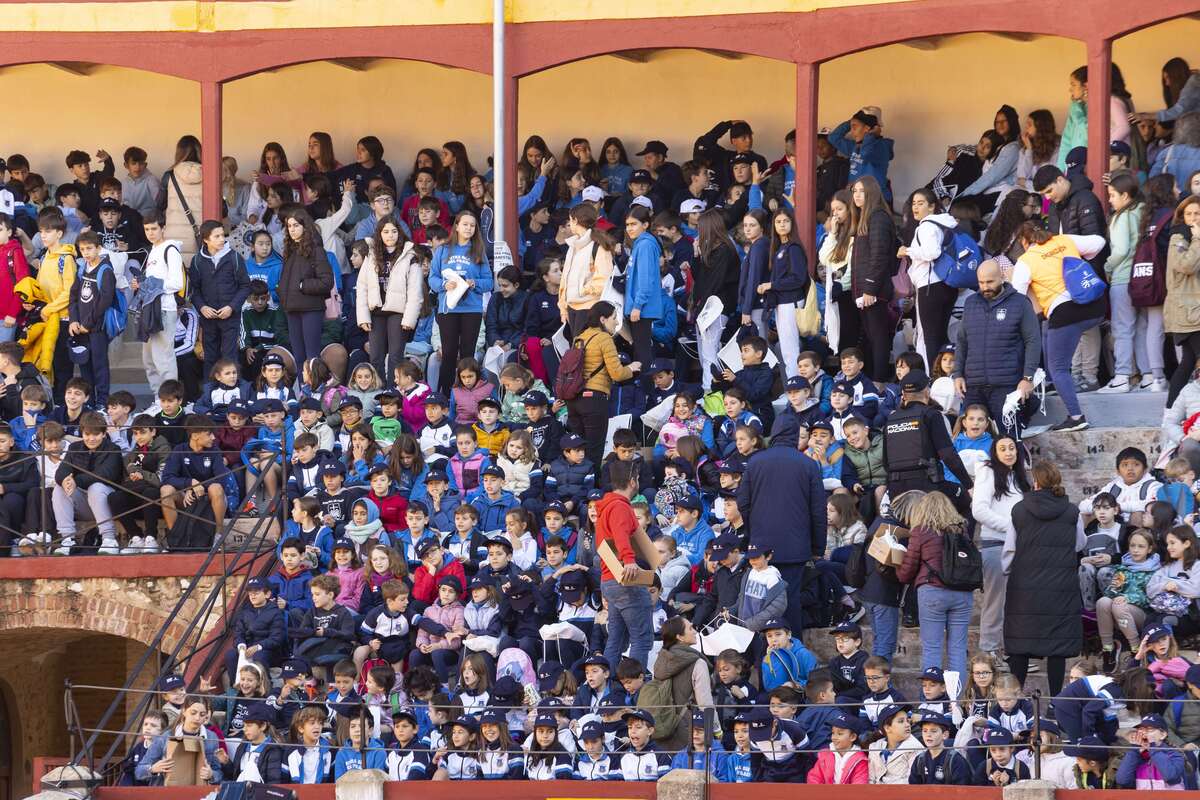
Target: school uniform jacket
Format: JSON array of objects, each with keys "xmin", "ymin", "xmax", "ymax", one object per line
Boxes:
[
  {"xmin": 387, "ymin": 741, "xmax": 433, "ymax": 780},
  {"xmin": 283, "ymin": 738, "xmax": 334, "ymax": 784},
  {"xmin": 615, "ymin": 742, "xmax": 671, "ymax": 781},
  {"xmin": 222, "ymin": 738, "xmax": 284, "ymax": 783}
]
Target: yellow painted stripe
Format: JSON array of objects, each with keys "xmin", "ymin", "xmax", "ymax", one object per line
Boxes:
[{"xmin": 0, "ymin": 0, "xmax": 912, "ymax": 33}]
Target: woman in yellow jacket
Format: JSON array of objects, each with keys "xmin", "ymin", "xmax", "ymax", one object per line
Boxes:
[
  {"xmin": 1164, "ymin": 195, "xmax": 1200, "ymax": 405},
  {"xmin": 567, "ymin": 300, "xmax": 638, "ymax": 474},
  {"xmin": 1010, "ymin": 221, "xmax": 1107, "ymax": 432},
  {"xmin": 558, "ymin": 204, "xmax": 615, "ymax": 337}
]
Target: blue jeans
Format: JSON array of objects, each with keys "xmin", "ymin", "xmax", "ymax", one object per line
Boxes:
[
  {"xmin": 601, "ymin": 579, "xmax": 653, "ymax": 669},
  {"xmin": 0, "ymin": 324, "xmax": 15, "ymax": 343},
  {"xmin": 917, "ymin": 584, "xmax": 973, "ymax": 678},
  {"xmin": 865, "ymin": 601, "xmax": 899, "ymax": 661},
  {"xmin": 1045, "ymin": 316, "xmax": 1102, "ymax": 416}
]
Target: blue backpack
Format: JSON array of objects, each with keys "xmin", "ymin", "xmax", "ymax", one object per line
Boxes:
[
  {"xmin": 95, "ymin": 261, "xmax": 129, "ymax": 339},
  {"xmin": 929, "ymin": 223, "xmax": 983, "ymax": 290},
  {"xmin": 1062, "ymin": 256, "xmax": 1108, "ymax": 305}
]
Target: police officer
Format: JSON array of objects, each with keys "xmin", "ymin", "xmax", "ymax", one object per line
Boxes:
[{"xmin": 882, "ymin": 370, "xmax": 973, "ymax": 507}]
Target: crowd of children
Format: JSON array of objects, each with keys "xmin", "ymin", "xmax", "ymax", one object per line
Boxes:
[{"xmin": 12, "ymin": 60, "xmax": 1200, "ymax": 786}]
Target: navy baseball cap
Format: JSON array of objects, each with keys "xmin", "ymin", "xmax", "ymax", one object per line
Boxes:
[
  {"xmin": 876, "ymin": 704, "xmax": 908, "ymax": 729},
  {"xmin": 717, "ymin": 461, "xmax": 744, "ymax": 475},
  {"xmin": 467, "ymin": 576, "xmax": 491, "ymax": 591},
  {"xmin": 785, "ymin": 376, "xmax": 811, "ymax": 392},
  {"xmin": 478, "ymin": 708, "xmax": 505, "ymax": 726},
  {"xmin": 544, "ymin": 500, "xmax": 567, "ymax": 516},
  {"xmin": 477, "ymin": 397, "xmax": 501, "ymax": 411},
  {"xmin": 598, "ymin": 696, "xmax": 626, "ymax": 713},
  {"xmin": 691, "ymin": 710, "xmax": 707, "ymax": 729},
  {"xmin": 537, "ymin": 662, "xmax": 565, "ymax": 692},
  {"xmin": 831, "ymin": 621, "xmax": 862, "ymax": 638},
  {"xmin": 731, "ymin": 152, "xmax": 755, "ymax": 166},
  {"xmin": 245, "ymin": 576, "xmax": 270, "ymax": 592},
  {"xmin": 227, "ymin": 400, "xmax": 251, "ymax": 417},
  {"xmin": 332, "ymin": 538, "xmax": 356, "ymax": 552},
  {"xmin": 761, "ymin": 617, "xmax": 790, "ymax": 633},
  {"xmin": 1036, "ymin": 717, "xmax": 1060, "ymax": 737},
  {"xmin": 580, "ymin": 720, "xmax": 604, "ymax": 741},
  {"xmin": 900, "ymin": 370, "xmax": 930, "ymax": 393},
  {"xmin": 673, "ymin": 493, "xmax": 702, "ymax": 512},
  {"xmin": 256, "ymin": 398, "xmax": 285, "ymax": 415},
  {"xmin": 917, "ymin": 712, "xmax": 954, "ymax": 732},
  {"xmin": 582, "ymin": 654, "xmax": 610, "ymax": 670},
  {"xmin": 319, "ymin": 460, "xmax": 347, "ymax": 477},
  {"xmin": 491, "ymin": 676, "xmax": 522, "ymax": 706},
  {"xmin": 423, "ymin": 392, "xmax": 448, "ymax": 406},
  {"xmin": 831, "ymin": 380, "xmax": 853, "ymax": 396},
  {"xmin": 391, "ymin": 706, "xmax": 419, "ymax": 726},
  {"xmin": 415, "ymin": 538, "xmax": 440, "ymax": 559},
  {"xmin": 809, "ymin": 420, "xmax": 834, "ymax": 433},
  {"xmin": 635, "ymin": 141, "xmax": 668, "ymax": 157},
  {"xmin": 503, "ymin": 579, "xmax": 535, "ymax": 611},
  {"xmin": 921, "ymin": 667, "xmax": 945, "ymax": 684},
  {"xmin": 262, "ymin": 352, "xmax": 286, "ymax": 369},
  {"xmin": 623, "ymin": 708, "xmax": 656, "ymax": 726},
  {"xmin": 1137, "ymin": 714, "xmax": 1169, "ymax": 732},
  {"xmin": 560, "ymin": 433, "xmax": 586, "ymax": 450},
  {"xmin": 1110, "ymin": 140, "xmax": 1132, "ymax": 157},
  {"xmin": 451, "ymin": 715, "xmax": 479, "ymax": 733},
  {"xmin": 281, "ymin": 658, "xmax": 310, "ymax": 679},
  {"xmin": 243, "ymin": 701, "xmax": 276, "ymax": 724},
  {"xmin": 424, "ymin": 469, "xmax": 449, "ymax": 483},
  {"xmin": 629, "ymin": 169, "xmax": 653, "ymax": 184},
  {"xmin": 366, "ymin": 463, "xmax": 391, "ymax": 480},
  {"xmin": 1187, "ymin": 664, "xmax": 1200, "ymax": 688},
  {"xmin": 298, "ymin": 397, "xmax": 322, "ymax": 412},
  {"xmin": 649, "ymin": 358, "xmax": 675, "ymax": 375},
  {"xmin": 586, "ymin": 489, "xmax": 604, "ymax": 502},
  {"xmin": 747, "ymin": 708, "xmax": 774, "ymax": 741},
  {"xmin": 746, "ymin": 543, "xmax": 772, "ymax": 558},
  {"xmin": 523, "ymin": 390, "xmax": 549, "ymax": 407},
  {"xmin": 159, "ymin": 674, "xmax": 185, "ymax": 691},
  {"xmin": 710, "ymin": 533, "xmax": 740, "ymax": 560},
  {"xmin": 485, "ymin": 534, "xmax": 513, "ymax": 553},
  {"xmin": 533, "ymin": 712, "xmax": 559, "ymax": 729},
  {"xmin": 984, "ymin": 727, "xmax": 1015, "ymax": 746},
  {"xmin": 828, "ymin": 710, "xmax": 861, "ymax": 733},
  {"xmin": 374, "ymin": 390, "xmax": 399, "ymax": 404},
  {"xmin": 481, "ymin": 464, "xmax": 505, "ymax": 479},
  {"xmin": 1145, "ymin": 623, "xmax": 1172, "ymax": 643},
  {"xmin": 1064, "ymin": 735, "xmax": 1109, "ymax": 762},
  {"xmin": 558, "ymin": 571, "xmax": 588, "ymax": 602},
  {"xmin": 337, "ymin": 396, "xmax": 363, "ymax": 411}
]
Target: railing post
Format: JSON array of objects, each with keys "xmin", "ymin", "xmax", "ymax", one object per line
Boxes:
[
  {"xmin": 1085, "ymin": 39, "xmax": 1113, "ymax": 210},
  {"xmin": 794, "ymin": 61, "xmax": 819, "ymax": 269},
  {"xmin": 200, "ymin": 80, "xmax": 223, "ymax": 220}
]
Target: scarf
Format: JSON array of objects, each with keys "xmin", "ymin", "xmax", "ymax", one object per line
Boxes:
[
  {"xmin": 369, "ymin": 570, "xmax": 395, "ymax": 590},
  {"xmin": 344, "ymin": 518, "xmax": 383, "ymax": 545},
  {"xmin": 669, "ymin": 412, "xmax": 708, "ymax": 440},
  {"xmin": 1121, "ymin": 552, "xmax": 1162, "ymax": 572}
]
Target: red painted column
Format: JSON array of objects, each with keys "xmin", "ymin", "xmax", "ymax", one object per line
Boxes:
[
  {"xmin": 200, "ymin": 80, "xmax": 223, "ymax": 221},
  {"xmin": 795, "ymin": 62, "xmax": 819, "ymax": 270},
  {"xmin": 1086, "ymin": 39, "xmax": 1112, "ymax": 208},
  {"xmin": 502, "ymin": 75, "xmax": 519, "ymax": 251}
]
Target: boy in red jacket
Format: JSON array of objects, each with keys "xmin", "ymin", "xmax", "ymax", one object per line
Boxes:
[
  {"xmin": 410, "ymin": 538, "xmax": 466, "ymax": 606},
  {"xmin": 364, "ymin": 463, "xmax": 407, "ymax": 533},
  {"xmin": 806, "ymin": 710, "xmax": 869, "ymax": 784}
]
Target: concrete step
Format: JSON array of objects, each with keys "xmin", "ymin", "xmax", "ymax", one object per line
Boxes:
[
  {"xmin": 1038, "ymin": 386, "xmax": 1165, "ymax": 429},
  {"xmin": 1024, "ymin": 425, "xmax": 1162, "ymax": 500}
]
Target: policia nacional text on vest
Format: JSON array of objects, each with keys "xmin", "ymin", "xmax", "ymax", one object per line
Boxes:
[{"xmin": 881, "ymin": 371, "xmax": 973, "ymax": 501}]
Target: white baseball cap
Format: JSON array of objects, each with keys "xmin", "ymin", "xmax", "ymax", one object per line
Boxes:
[
  {"xmin": 581, "ymin": 185, "xmax": 604, "ymax": 203},
  {"xmin": 679, "ymin": 198, "xmax": 706, "ymax": 214},
  {"xmin": 630, "ymin": 195, "xmax": 654, "ymax": 211}
]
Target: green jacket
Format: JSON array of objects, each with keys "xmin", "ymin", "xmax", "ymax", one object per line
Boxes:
[{"xmin": 843, "ymin": 435, "xmax": 886, "ymax": 487}]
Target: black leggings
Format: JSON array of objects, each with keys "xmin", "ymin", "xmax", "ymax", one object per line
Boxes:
[
  {"xmin": 626, "ymin": 316, "xmax": 654, "ymax": 391},
  {"xmin": 860, "ymin": 300, "xmax": 894, "ymax": 382},
  {"xmin": 835, "ymin": 291, "xmax": 862, "ymax": 353},
  {"xmin": 1008, "ymin": 654, "xmax": 1066, "ymax": 698},
  {"xmin": 369, "ymin": 311, "xmax": 411, "ymax": 383},
  {"xmin": 916, "ymin": 282, "xmax": 957, "ymax": 372},
  {"xmin": 567, "ymin": 391, "xmax": 609, "ymax": 481},
  {"xmin": 436, "ymin": 312, "xmax": 483, "ymax": 394},
  {"xmin": 1168, "ymin": 331, "xmax": 1200, "ymax": 408}
]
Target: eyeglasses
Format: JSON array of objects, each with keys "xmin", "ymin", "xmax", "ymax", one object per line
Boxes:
[
  {"xmin": 865, "ymin": 674, "xmax": 888, "ymax": 682},
  {"xmin": 972, "ymin": 670, "xmax": 994, "ymax": 676}
]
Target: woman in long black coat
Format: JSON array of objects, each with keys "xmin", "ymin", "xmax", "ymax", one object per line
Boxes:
[{"xmin": 1002, "ymin": 460, "xmax": 1084, "ymax": 697}]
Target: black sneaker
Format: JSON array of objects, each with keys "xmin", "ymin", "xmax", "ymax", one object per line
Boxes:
[
  {"xmin": 1101, "ymin": 647, "xmax": 1117, "ymax": 674},
  {"xmin": 1050, "ymin": 415, "xmax": 1089, "ymax": 432}
]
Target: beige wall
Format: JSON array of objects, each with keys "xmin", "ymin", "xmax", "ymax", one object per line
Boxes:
[
  {"xmin": 2, "ymin": 21, "xmax": 1197, "ymax": 208},
  {"xmin": 0, "ymin": 64, "xmax": 198, "ymax": 187}
]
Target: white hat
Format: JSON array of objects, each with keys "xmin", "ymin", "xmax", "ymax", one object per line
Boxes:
[
  {"xmin": 679, "ymin": 198, "xmax": 706, "ymax": 214},
  {"xmin": 630, "ymin": 195, "xmax": 654, "ymax": 211},
  {"xmin": 861, "ymin": 105, "xmax": 883, "ymax": 125},
  {"xmin": 581, "ymin": 185, "xmax": 604, "ymax": 203}
]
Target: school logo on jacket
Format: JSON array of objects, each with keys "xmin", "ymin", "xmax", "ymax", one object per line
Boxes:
[
  {"xmin": 995, "ymin": 308, "xmax": 1007, "ymax": 321},
  {"xmin": 203, "ymin": 457, "xmax": 211, "ymax": 469}
]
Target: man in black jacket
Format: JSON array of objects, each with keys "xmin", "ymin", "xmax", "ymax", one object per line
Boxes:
[
  {"xmin": 954, "ymin": 260, "xmax": 1041, "ymax": 438},
  {"xmin": 635, "ymin": 140, "xmax": 686, "ymax": 212},
  {"xmin": 1035, "ymin": 162, "xmax": 1110, "ymax": 392},
  {"xmin": 882, "ymin": 371, "xmax": 972, "ymax": 511},
  {"xmin": 52, "ymin": 411, "xmax": 124, "ymax": 554},
  {"xmin": 693, "ymin": 121, "xmax": 768, "ymax": 192}
]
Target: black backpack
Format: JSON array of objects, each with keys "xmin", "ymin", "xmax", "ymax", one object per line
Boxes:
[
  {"xmin": 931, "ymin": 528, "xmax": 983, "ymax": 591},
  {"xmin": 554, "ymin": 332, "xmax": 604, "ymax": 401}
]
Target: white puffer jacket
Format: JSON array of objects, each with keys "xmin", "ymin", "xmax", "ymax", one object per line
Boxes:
[
  {"xmin": 163, "ymin": 161, "xmax": 202, "ymax": 264},
  {"xmin": 355, "ymin": 240, "xmax": 424, "ymax": 328}
]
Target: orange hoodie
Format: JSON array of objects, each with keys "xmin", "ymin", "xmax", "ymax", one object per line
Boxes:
[{"xmin": 595, "ymin": 491, "xmax": 638, "ymax": 583}]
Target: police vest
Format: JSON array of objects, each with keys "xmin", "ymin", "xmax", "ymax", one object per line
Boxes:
[{"xmin": 884, "ymin": 404, "xmax": 938, "ymax": 478}]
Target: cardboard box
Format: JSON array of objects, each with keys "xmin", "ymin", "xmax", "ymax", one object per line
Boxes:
[
  {"xmin": 597, "ymin": 526, "xmax": 663, "ymax": 586},
  {"xmin": 867, "ymin": 528, "xmax": 907, "ymax": 568},
  {"xmin": 164, "ymin": 735, "xmax": 207, "ymax": 786}
]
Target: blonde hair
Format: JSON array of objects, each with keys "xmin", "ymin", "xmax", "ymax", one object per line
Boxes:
[
  {"xmin": 960, "ymin": 652, "xmax": 997, "ymax": 716},
  {"xmin": 887, "ymin": 490, "xmax": 926, "ymax": 526},
  {"xmin": 1165, "ymin": 457, "xmax": 1194, "ymax": 481},
  {"xmin": 505, "ymin": 429, "xmax": 537, "ymax": 465},
  {"xmin": 351, "ymin": 363, "xmax": 384, "ymax": 392},
  {"xmin": 909, "ymin": 491, "xmax": 964, "ymax": 533},
  {"xmin": 993, "ymin": 673, "xmax": 1022, "ymax": 696}
]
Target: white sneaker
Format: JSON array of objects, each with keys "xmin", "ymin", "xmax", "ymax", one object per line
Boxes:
[
  {"xmin": 120, "ymin": 536, "xmax": 144, "ymax": 555},
  {"xmin": 97, "ymin": 538, "xmax": 121, "ymax": 556},
  {"xmin": 1151, "ymin": 378, "xmax": 1169, "ymax": 393},
  {"xmin": 141, "ymin": 537, "xmax": 161, "ymax": 554},
  {"xmin": 33, "ymin": 531, "xmax": 51, "ymax": 544},
  {"xmin": 1097, "ymin": 376, "xmax": 1131, "ymax": 394},
  {"xmin": 53, "ymin": 538, "xmax": 74, "ymax": 556},
  {"xmin": 9, "ymin": 544, "xmax": 21, "ymax": 557},
  {"xmin": 1138, "ymin": 374, "xmax": 1156, "ymax": 390}
]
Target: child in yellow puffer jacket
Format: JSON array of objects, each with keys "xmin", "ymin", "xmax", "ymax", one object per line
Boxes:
[{"xmin": 14, "ymin": 276, "xmax": 55, "ymax": 380}]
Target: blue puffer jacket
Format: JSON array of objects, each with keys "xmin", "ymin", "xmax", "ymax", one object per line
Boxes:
[
  {"xmin": 190, "ymin": 244, "xmax": 251, "ymax": 311},
  {"xmin": 625, "ymin": 232, "xmax": 665, "ymax": 320},
  {"xmin": 828, "ymin": 121, "xmax": 895, "ymax": 202},
  {"xmin": 956, "ymin": 283, "xmax": 1040, "ymax": 388},
  {"xmin": 547, "ymin": 457, "xmax": 595, "ymax": 510},
  {"xmin": 231, "ymin": 601, "xmax": 288, "ymax": 653},
  {"xmin": 485, "ymin": 289, "xmax": 529, "ymax": 347}
]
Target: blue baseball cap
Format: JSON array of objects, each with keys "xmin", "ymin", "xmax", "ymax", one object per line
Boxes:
[
  {"xmin": 451, "ymin": 715, "xmax": 479, "ymax": 733},
  {"xmin": 673, "ymin": 493, "xmax": 702, "ymax": 512},
  {"xmin": 984, "ymin": 727, "xmax": 1014, "ymax": 745},
  {"xmin": 481, "ymin": 464, "xmax": 505, "ymax": 479},
  {"xmin": 243, "ymin": 701, "xmax": 276, "ymax": 724},
  {"xmin": 582, "ymin": 654, "xmax": 610, "ymax": 670},
  {"xmin": 828, "ymin": 710, "xmax": 861, "ymax": 733},
  {"xmin": 319, "ymin": 460, "xmax": 347, "ymax": 477},
  {"xmin": 831, "ymin": 621, "xmax": 862, "ymax": 638},
  {"xmin": 478, "ymin": 708, "xmax": 505, "ymax": 726},
  {"xmin": 159, "ymin": 674, "xmax": 185, "ymax": 691},
  {"xmin": 1137, "ymin": 714, "xmax": 1169, "ymax": 732},
  {"xmin": 785, "ymin": 376, "xmax": 810, "ymax": 392},
  {"xmin": 298, "ymin": 396, "xmax": 322, "ymax": 412},
  {"xmin": 747, "ymin": 708, "xmax": 774, "ymax": 741},
  {"xmin": 245, "ymin": 576, "xmax": 270, "ymax": 592},
  {"xmin": 522, "ymin": 390, "xmax": 549, "ymax": 407},
  {"xmin": 761, "ymin": 617, "xmax": 790, "ymax": 633},
  {"xmin": 337, "ymin": 396, "xmax": 363, "ymax": 411},
  {"xmin": 332, "ymin": 538, "xmax": 356, "ymax": 552},
  {"xmin": 580, "ymin": 720, "xmax": 604, "ymax": 740},
  {"xmin": 746, "ymin": 542, "xmax": 772, "ymax": 558},
  {"xmin": 561, "ymin": 433, "xmax": 586, "ymax": 450},
  {"xmin": 876, "ymin": 705, "xmax": 908, "ymax": 729},
  {"xmin": 255, "ymin": 398, "xmax": 285, "ymax": 415},
  {"xmin": 424, "ymin": 469, "xmax": 449, "ymax": 483},
  {"xmin": 533, "ymin": 712, "xmax": 558, "ymax": 729},
  {"xmin": 1145, "ymin": 623, "xmax": 1172, "ymax": 643},
  {"xmin": 543, "ymin": 500, "xmax": 567, "ymax": 516},
  {"xmin": 423, "ymin": 392, "xmax": 448, "ymax": 406},
  {"xmin": 649, "ymin": 358, "xmax": 675, "ymax": 374},
  {"xmin": 537, "ymin": 662, "xmax": 565, "ymax": 692},
  {"xmin": 281, "ymin": 658, "xmax": 310, "ymax": 679},
  {"xmin": 622, "ymin": 708, "xmax": 656, "ymax": 727},
  {"xmin": 921, "ymin": 667, "xmax": 945, "ymax": 684},
  {"xmin": 1064, "ymin": 735, "xmax": 1109, "ymax": 762},
  {"xmin": 226, "ymin": 400, "xmax": 251, "ymax": 417},
  {"xmin": 917, "ymin": 712, "xmax": 954, "ymax": 732},
  {"xmin": 710, "ymin": 532, "xmax": 740, "ymax": 560}
]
